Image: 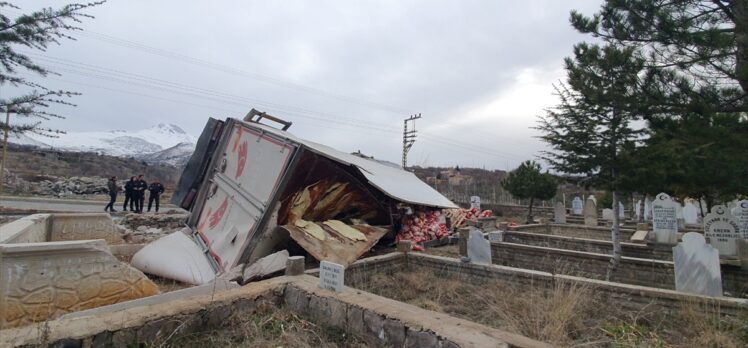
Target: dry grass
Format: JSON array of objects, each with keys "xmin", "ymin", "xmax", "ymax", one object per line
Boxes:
[
  {"xmin": 150, "ymin": 276, "xmax": 192, "ymax": 293},
  {"xmin": 350, "ymin": 270, "xmax": 599, "ymax": 346},
  {"xmin": 349, "ymin": 269, "xmax": 748, "ymax": 347},
  {"xmin": 152, "ymin": 302, "xmax": 372, "ymax": 348}
]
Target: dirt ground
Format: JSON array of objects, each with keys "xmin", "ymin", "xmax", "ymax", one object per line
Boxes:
[
  {"xmin": 348, "ymin": 268, "xmax": 748, "ymax": 347},
  {"xmin": 151, "ymin": 302, "xmax": 376, "ymax": 348}
]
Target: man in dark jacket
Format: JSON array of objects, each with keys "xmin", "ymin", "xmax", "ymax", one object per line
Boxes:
[
  {"xmin": 104, "ymin": 176, "xmax": 118, "ymax": 213},
  {"xmin": 132, "ymin": 174, "xmax": 148, "ymax": 213},
  {"xmin": 147, "ymin": 179, "xmax": 165, "ymax": 212},
  {"xmin": 123, "ymin": 176, "xmax": 135, "ymax": 211}
]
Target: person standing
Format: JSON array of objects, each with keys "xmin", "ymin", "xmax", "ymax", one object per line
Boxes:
[
  {"xmin": 147, "ymin": 179, "xmax": 165, "ymax": 212},
  {"xmin": 133, "ymin": 174, "xmax": 148, "ymax": 213},
  {"xmin": 123, "ymin": 176, "xmax": 135, "ymax": 211},
  {"xmin": 104, "ymin": 176, "xmax": 118, "ymax": 213}
]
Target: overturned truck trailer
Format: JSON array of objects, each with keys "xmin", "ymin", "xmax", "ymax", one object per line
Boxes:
[{"xmin": 133, "ymin": 111, "xmax": 457, "ymax": 284}]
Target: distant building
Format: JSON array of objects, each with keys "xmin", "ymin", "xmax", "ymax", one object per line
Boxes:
[{"xmin": 430, "ymin": 166, "xmax": 473, "ymax": 186}]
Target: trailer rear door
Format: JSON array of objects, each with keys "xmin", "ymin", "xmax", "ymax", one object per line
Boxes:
[{"xmin": 194, "ymin": 123, "xmax": 296, "ymax": 272}]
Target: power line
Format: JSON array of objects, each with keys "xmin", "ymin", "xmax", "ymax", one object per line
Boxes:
[
  {"xmin": 21, "ymin": 55, "xmax": 532, "ymax": 163},
  {"xmin": 74, "ymin": 30, "xmax": 412, "ymax": 115}
]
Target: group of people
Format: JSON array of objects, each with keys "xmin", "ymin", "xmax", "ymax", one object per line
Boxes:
[{"xmin": 105, "ymin": 175, "xmax": 165, "ymax": 213}]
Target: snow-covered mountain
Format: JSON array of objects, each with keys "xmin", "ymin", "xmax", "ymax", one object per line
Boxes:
[
  {"xmin": 9, "ymin": 123, "xmax": 197, "ymax": 166},
  {"xmin": 139, "ymin": 141, "xmax": 196, "ymax": 167}
]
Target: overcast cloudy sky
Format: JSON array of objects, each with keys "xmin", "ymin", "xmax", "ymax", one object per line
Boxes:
[{"xmin": 9, "ymin": 1, "xmax": 602, "ymax": 170}]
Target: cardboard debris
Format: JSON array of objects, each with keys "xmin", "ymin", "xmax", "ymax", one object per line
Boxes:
[
  {"xmin": 280, "ymin": 223, "xmax": 388, "ymax": 267},
  {"xmin": 323, "ymin": 220, "xmax": 368, "ymax": 241}
]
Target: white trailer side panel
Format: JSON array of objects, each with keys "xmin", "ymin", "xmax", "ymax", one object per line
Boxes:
[{"xmin": 195, "ymin": 124, "xmax": 295, "ymax": 271}]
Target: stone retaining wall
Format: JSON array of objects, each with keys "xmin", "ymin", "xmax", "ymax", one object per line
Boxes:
[
  {"xmin": 49, "ymin": 213, "xmax": 124, "ymax": 245},
  {"xmin": 0, "ymin": 214, "xmax": 50, "ymax": 244},
  {"xmin": 0, "ymin": 240, "xmax": 159, "ymax": 329},
  {"xmin": 503, "ymin": 231, "xmax": 673, "ymax": 261},
  {"xmin": 405, "ymin": 252, "xmax": 748, "ymax": 317},
  {"xmin": 490, "ymin": 242, "xmax": 748, "ymax": 297},
  {"xmin": 1, "ymin": 276, "xmax": 545, "ymax": 348},
  {"xmin": 0, "ymin": 213, "xmax": 123, "ymax": 245},
  {"xmin": 513, "ymin": 223, "xmax": 636, "ymax": 241}
]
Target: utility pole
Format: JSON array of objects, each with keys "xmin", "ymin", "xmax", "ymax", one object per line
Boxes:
[{"xmin": 402, "ymin": 113, "xmax": 421, "ymax": 169}]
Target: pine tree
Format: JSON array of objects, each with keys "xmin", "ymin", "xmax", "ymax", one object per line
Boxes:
[
  {"xmin": 571, "ymin": 0, "xmax": 748, "ymax": 114},
  {"xmin": 500, "ymin": 160, "xmax": 557, "ymax": 224},
  {"xmin": 0, "ymin": 2, "xmax": 104, "ymax": 136},
  {"xmin": 0, "ymin": 1, "xmax": 104, "ymax": 193},
  {"xmin": 571, "ymin": 1, "xmax": 748, "ymax": 209},
  {"xmin": 536, "ymin": 43, "xmax": 646, "ymax": 279}
]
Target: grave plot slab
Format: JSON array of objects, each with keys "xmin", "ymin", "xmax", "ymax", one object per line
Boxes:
[
  {"xmin": 345, "ymin": 252, "xmax": 748, "ymax": 347},
  {"xmin": 0, "ymin": 275, "xmax": 544, "ymax": 348}
]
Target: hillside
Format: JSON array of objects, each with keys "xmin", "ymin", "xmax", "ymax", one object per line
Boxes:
[{"xmin": 2, "ymin": 144, "xmax": 183, "ymax": 195}]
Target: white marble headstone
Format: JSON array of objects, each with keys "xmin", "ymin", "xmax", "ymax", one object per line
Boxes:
[
  {"xmin": 554, "ymin": 202, "xmax": 566, "ymax": 224},
  {"xmin": 703, "ymin": 205, "xmax": 741, "ymax": 257},
  {"xmin": 683, "ymin": 202, "xmax": 699, "ymax": 225},
  {"xmin": 602, "ymin": 208, "xmax": 614, "ymax": 221},
  {"xmin": 735, "ymin": 200, "xmax": 748, "ymax": 239},
  {"xmin": 572, "ymin": 197, "xmax": 583, "ymax": 215},
  {"xmin": 618, "ymin": 202, "xmax": 625, "ymax": 219},
  {"xmin": 676, "ymin": 203, "xmax": 685, "ymax": 229},
  {"xmin": 673, "ymin": 232, "xmax": 722, "ymax": 297},
  {"xmin": 588, "ymin": 195, "xmax": 597, "ymax": 206},
  {"xmin": 470, "ymin": 196, "xmax": 481, "ymax": 210},
  {"xmin": 635, "ymin": 200, "xmax": 642, "ymax": 220},
  {"xmin": 583, "ymin": 197, "xmax": 597, "ymax": 226},
  {"xmin": 488, "ymin": 231, "xmax": 503, "ymax": 243},
  {"xmin": 644, "ymin": 199, "xmax": 652, "ymax": 220},
  {"xmin": 467, "ymin": 229, "xmax": 492, "ymax": 265},
  {"xmin": 319, "ymin": 261, "xmax": 345, "ymax": 292},
  {"xmin": 652, "ymin": 193, "xmax": 678, "ymax": 243}
]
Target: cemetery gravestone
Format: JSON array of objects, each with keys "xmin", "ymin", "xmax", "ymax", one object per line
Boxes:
[
  {"xmin": 319, "ymin": 261, "xmax": 345, "ymax": 292},
  {"xmin": 644, "ymin": 199, "xmax": 652, "ymax": 220},
  {"xmin": 735, "ymin": 200, "xmax": 748, "ymax": 239},
  {"xmin": 676, "ymin": 203, "xmax": 685, "ymax": 229},
  {"xmin": 602, "ymin": 208, "xmax": 614, "ymax": 221},
  {"xmin": 673, "ymin": 232, "xmax": 723, "ymax": 297},
  {"xmin": 572, "ymin": 197, "xmax": 583, "ymax": 215},
  {"xmin": 618, "ymin": 202, "xmax": 625, "ymax": 219},
  {"xmin": 554, "ymin": 202, "xmax": 566, "ymax": 224},
  {"xmin": 470, "ymin": 196, "xmax": 481, "ymax": 210},
  {"xmin": 683, "ymin": 202, "xmax": 699, "ymax": 225},
  {"xmin": 652, "ymin": 193, "xmax": 678, "ymax": 244},
  {"xmin": 635, "ymin": 200, "xmax": 642, "ymax": 220},
  {"xmin": 488, "ymin": 231, "xmax": 503, "ymax": 243},
  {"xmin": 703, "ymin": 205, "xmax": 741, "ymax": 257},
  {"xmin": 588, "ymin": 195, "xmax": 597, "ymax": 206},
  {"xmin": 467, "ymin": 229, "xmax": 492, "ymax": 265},
  {"xmin": 583, "ymin": 197, "xmax": 597, "ymax": 226}
]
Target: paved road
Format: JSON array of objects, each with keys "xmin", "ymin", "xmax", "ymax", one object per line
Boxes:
[{"xmin": 0, "ymin": 196, "xmax": 182, "ymax": 213}]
